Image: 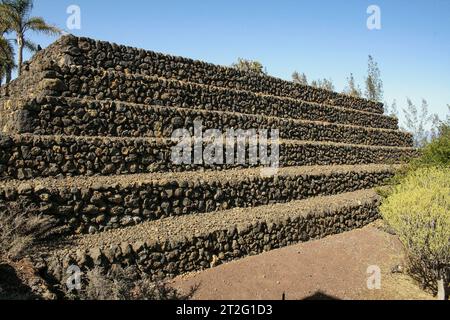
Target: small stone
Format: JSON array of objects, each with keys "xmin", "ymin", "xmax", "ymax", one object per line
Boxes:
[
  {"xmin": 210, "ymin": 255, "xmax": 220, "ymax": 268},
  {"xmin": 17, "ymin": 183, "xmax": 33, "ymax": 195},
  {"xmin": 391, "ymin": 265, "xmax": 404, "ymax": 274},
  {"xmin": 89, "ymin": 248, "xmax": 103, "ymax": 265},
  {"xmin": 76, "ymin": 250, "xmax": 87, "ymax": 264},
  {"xmin": 41, "ymin": 78, "xmax": 67, "ymax": 92},
  {"xmin": 39, "ymin": 193, "xmax": 51, "ymax": 202},
  {"xmin": 58, "ymin": 206, "xmax": 73, "ymax": 215},
  {"xmin": 90, "ymin": 192, "xmax": 104, "ymax": 205},
  {"xmin": 83, "ymin": 205, "xmax": 99, "ymax": 215},
  {"xmin": 121, "ymin": 216, "xmax": 133, "ymax": 226},
  {"xmin": 121, "ymin": 243, "xmax": 132, "ymax": 256},
  {"xmin": 95, "ymin": 215, "xmax": 106, "ymax": 224},
  {"xmin": 189, "ymin": 251, "xmax": 199, "ymax": 261},
  {"xmin": 132, "ymin": 216, "xmax": 142, "ymax": 224},
  {"xmin": 102, "ymin": 164, "xmax": 116, "ymax": 175},
  {"xmin": 108, "ymin": 195, "xmax": 123, "ymax": 205},
  {"xmin": 132, "ymin": 241, "xmax": 145, "ymax": 253},
  {"xmin": 88, "ymin": 225, "xmax": 97, "ymax": 234},
  {"xmin": 110, "ymin": 206, "xmax": 124, "ymax": 216}
]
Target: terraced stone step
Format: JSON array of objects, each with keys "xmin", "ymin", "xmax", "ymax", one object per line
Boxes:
[
  {"xmin": 0, "ymin": 96, "xmax": 412, "ymax": 147},
  {"xmin": 0, "ymin": 67, "xmax": 398, "ymax": 130},
  {"xmin": 0, "ymin": 164, "xmax": 395, "ymax": 235},
  {"xmin": 1, "ymin": 36, "xmax": 384, "ymax": 115},
  {"xmin": 0, "ymin": 133, "xmax": 416, "ymax": 180},
  {"xmin": 57, "ymin": 35, "xmax": 384, "ymax": 114},
  {"xmin": 37, "ymin": 66, "xmax": 396, "ymax": 129},
  {"xmin": 36, "ymin": 189, "xmax": 382, "ymax": 282}
]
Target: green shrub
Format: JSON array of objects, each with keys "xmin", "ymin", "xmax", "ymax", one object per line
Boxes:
[
  {"xmin": 417, "ymin": 125, "xmax": 450, "ymax": 167},
  {"xmin": 378, "ymin": 123, "xmax": 449, "ymax": 199},
  {"xmin": 413, "ymin": 124, "xmax": 450, "ymax": 168},
  {"xmin": 380, "ymin": 167, "xmax": 450, "ymax": 292},
  {"xmin": 231, "ymin": 58, "xmax": 267, "ymax": 75}
]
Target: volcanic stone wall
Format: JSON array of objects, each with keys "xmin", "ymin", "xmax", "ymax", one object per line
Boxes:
[
  {"xmin": 0, "ymin": 35, "xmax": 384, "ymax": 114},
  {"xmin": 50, "ymin": 67, "xmax": 396, "ymax": 129},
  {"xmin": 0, "ymin": 134, "xmax": 416, "ymax": 181},
  {"xmin": 41, "ymin": 192, "xmax": 380, "ymax": 281},
  {"xmin": 1, "ymin": 167, "xmax": 393, "ymax": 234},
  {"xmin": 2, "ymin": 97, "xmax": 412, "ymax": 147},
  {"xmin": 61, "ymin": 36, "xmax": 384, "ymax": 114},
  {"xmin": 0, "ymin": 39, "xmax": 67, "ymax": 99},
  {"xmin": 59, "ymin": 69, "xmax": 396, "ymax": 129}
]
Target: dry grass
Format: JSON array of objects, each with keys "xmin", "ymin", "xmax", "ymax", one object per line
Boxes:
[
  {"xmin": 0, "ymin": 202, "xmax": 56, "ymax": 262},
  {"xmin": 66, "ymin": 266, "xmax": 197, "ymax": 301},
  {"xmin": 0, "ymin": 202, "xmax": 57, "ymax": 300}
]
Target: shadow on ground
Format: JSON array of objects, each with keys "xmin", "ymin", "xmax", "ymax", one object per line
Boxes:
[
  {"xmin": 302, "ymin": 291, "xmax": 340, "ymax": 300},
  {"xmin": 0, "ymin": 263, "xmax": 40, "ymax": 300}
]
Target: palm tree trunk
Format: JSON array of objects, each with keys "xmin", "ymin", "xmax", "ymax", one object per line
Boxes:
[
  {"xmin": 17, "ymin": 35, "xmax": 23, "ymax": 76},
  {"xmin": 6, "ymin": 64, "xmax": 11, "ymax": 84}
]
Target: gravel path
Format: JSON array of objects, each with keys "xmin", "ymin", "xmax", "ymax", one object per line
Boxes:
[{"xmin": 170, "ymin": 225, "xmax": 433, "ymax": 300}]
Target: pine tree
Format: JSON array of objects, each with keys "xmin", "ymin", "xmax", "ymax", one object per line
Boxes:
[
  {"xmin": 311, "ymin": 78, "xmax": 334, "ymax": 92},
  {"xmin": 402, "ymin": 98, "xmax": 436, "ymax": 147},
  {"xmin": 365, "ymin": 55, "xmax": 383, "ymax": 102},
  {"xmin": 343, "ymin": 73, "xmax": 362, "ymax": 97},
  {"xmin": 321, "ymin": 78, "xmax": 334, "ymax": 91},
  {"xmin": 384, "ymin": 99, "xmax": 399, "ymax": 118},
  {"xmin": 292, "ymin": 71, "xmax": 308, "ymax": 85}
]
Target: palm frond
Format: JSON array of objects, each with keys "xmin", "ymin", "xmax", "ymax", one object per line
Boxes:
[
  {"xmin": 22, "ymin": 38, "xmax": 37, "ymax": 52},
  {"xmin": 3, "ymin": 0, "xmax": 33, "ymax": 19},
  {"xmin": 0, "ymin": 35, "xmax": 14, "ymax": 59},
  {"xmin": 25, "ymin": 16, "xmax": 61, "ymax": 35},
  {"xmin": 1, "ymin": 0, "xmax": 61, "ymax": 74},
  {"xmin": 0, "ymin": 9, "xmax": 12, "ymax": 33},
  {"xmin": 0, "ymin": 1, "xmax": 24, "ymax": 32}
]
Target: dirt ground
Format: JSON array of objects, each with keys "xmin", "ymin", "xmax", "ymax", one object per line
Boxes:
[{"xmin": 170, "ymin": 223, "xmax": 434, "ymax": 300}]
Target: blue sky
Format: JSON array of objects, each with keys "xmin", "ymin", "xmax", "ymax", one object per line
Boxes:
[{"xmin": 19, "ymin": 0, "xmax": 450, "ymax": 120}]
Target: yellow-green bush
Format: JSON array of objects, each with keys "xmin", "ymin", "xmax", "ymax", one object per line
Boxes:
[{"xmin": 380, "ymin": 167, "xmax": 450, "ymax": 290}]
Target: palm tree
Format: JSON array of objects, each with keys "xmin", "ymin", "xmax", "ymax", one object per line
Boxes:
[
  {"xmin": 0, "ymin": 0, "xmax": 60, "ymax": 75},
  {"xmin": 0, "ymin": 37, "xmax": 14, "ymax": 85},
  {"xmin": 0, "ymin": 29, "xmax": 14, "ymax": 85}
]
